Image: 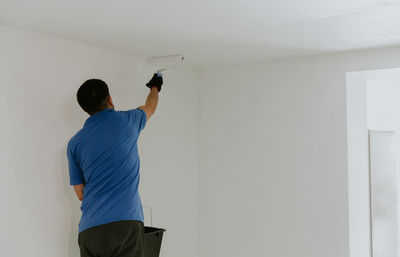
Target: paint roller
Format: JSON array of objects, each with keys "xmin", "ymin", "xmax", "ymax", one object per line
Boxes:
[{"xmin": 148, "ymin": 54, "xmax": 184, "ymax": 77}]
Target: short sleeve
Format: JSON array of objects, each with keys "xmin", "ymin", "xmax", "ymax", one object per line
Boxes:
[
  {"xmin": 67, "ymin": 142, "xmax": 85, "ymax": 185},
  {"xmin": 127, "ymin": 108, "xmax": 147, "ymax": 133}
]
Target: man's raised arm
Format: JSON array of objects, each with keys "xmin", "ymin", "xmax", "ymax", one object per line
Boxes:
[
  {"xmin": 138, "ymin": 73, "xmax": 163, "ymax": 121},
  {"xmin": 139, "ymin": 87, "xmax": 159, "ymax": 121}
]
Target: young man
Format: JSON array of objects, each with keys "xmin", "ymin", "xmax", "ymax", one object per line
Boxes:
[{"xmin": 67, "ymin": 74, "xmax": 163, "ymax": 257}]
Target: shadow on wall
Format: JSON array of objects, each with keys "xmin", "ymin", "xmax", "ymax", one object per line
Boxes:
[
  {"xmin": 58, "ymin": 87, "xmax": 87, "ymax": 257},
  {"xmin": 60, "ymin": 146, "xmax": 82, "ymax": 257}
]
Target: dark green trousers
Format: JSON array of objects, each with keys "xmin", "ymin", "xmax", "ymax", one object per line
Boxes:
[{"xmin": 78, "ymin": 220, "xmax": 144, "ymax": 257}]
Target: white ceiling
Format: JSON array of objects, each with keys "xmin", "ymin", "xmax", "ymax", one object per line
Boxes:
[{"xmin": 1, "ymin": 0, "xmax": 400, "ymax": 67}]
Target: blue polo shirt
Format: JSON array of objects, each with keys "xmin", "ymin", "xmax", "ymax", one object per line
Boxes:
[{"xmin": 67, "ymin": 108, "xmax": 147, "ymax": 233}]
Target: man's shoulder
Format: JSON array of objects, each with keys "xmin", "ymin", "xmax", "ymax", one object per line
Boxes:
[
  {"xmin": 67, "ymin": 128, "xmax": 85, "ymax": 149},
  {"xmin": 116, "ymin": 108, "xmax": 144, "ymax": 116}
]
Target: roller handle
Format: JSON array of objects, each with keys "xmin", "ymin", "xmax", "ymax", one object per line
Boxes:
[{"xmin": 156, "ymin": 69, "xmax": 166, "ymax": 77}]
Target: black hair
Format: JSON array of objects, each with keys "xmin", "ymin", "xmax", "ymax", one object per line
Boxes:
[{"xmin": 77, "ymin": 79, "xmax": 110, "ymax": 115}]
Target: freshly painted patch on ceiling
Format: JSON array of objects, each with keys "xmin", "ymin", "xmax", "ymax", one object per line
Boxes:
[{"xmin": 1, "ymin": 0, "xmax": 400, "ymax": 67}]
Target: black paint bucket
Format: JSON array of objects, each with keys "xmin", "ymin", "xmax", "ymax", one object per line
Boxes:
[{"xmin": 144, "ymin": 226, "xmax": 166, "ymax": 257}]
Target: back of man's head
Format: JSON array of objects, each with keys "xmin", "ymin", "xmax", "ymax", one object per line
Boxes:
[{"xmin": 77, "ymin": 79, "xmax": 110, "ymax": 115}]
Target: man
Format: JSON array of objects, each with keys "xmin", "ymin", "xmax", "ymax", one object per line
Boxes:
[{"xmin": 67, "ymin": 74, "xmax": 163, "ymax": 257}]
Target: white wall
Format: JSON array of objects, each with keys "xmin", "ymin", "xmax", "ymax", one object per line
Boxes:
[
  {"xmin": 0, "ymin": 25, "xmax": 199, "ymax": 257},
  {"xmin": 198, "ymin": 48, "xmax": 400, "ymax": 257},
  {"xmin": 6, "ymin": 23, "xmax": 400, "ymax": 257}
]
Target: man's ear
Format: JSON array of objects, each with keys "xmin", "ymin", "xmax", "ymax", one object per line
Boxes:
[{"xmin": 108, "ymin": 95, "xmax": 114, "ymax": 109}]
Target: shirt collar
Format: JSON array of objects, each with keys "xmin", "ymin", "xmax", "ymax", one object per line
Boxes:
[{"xmin": 84, "ymin": 108, "xmax": 114, "ymax": 127}]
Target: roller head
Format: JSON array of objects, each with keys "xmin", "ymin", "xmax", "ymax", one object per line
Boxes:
[
  {"xmin": 148, "ymin": 54, "xmax": 184, "ymax": 66},
  {"xmin": 148, "ymin": 54, "xmax": 184, "ymax": 77}
]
